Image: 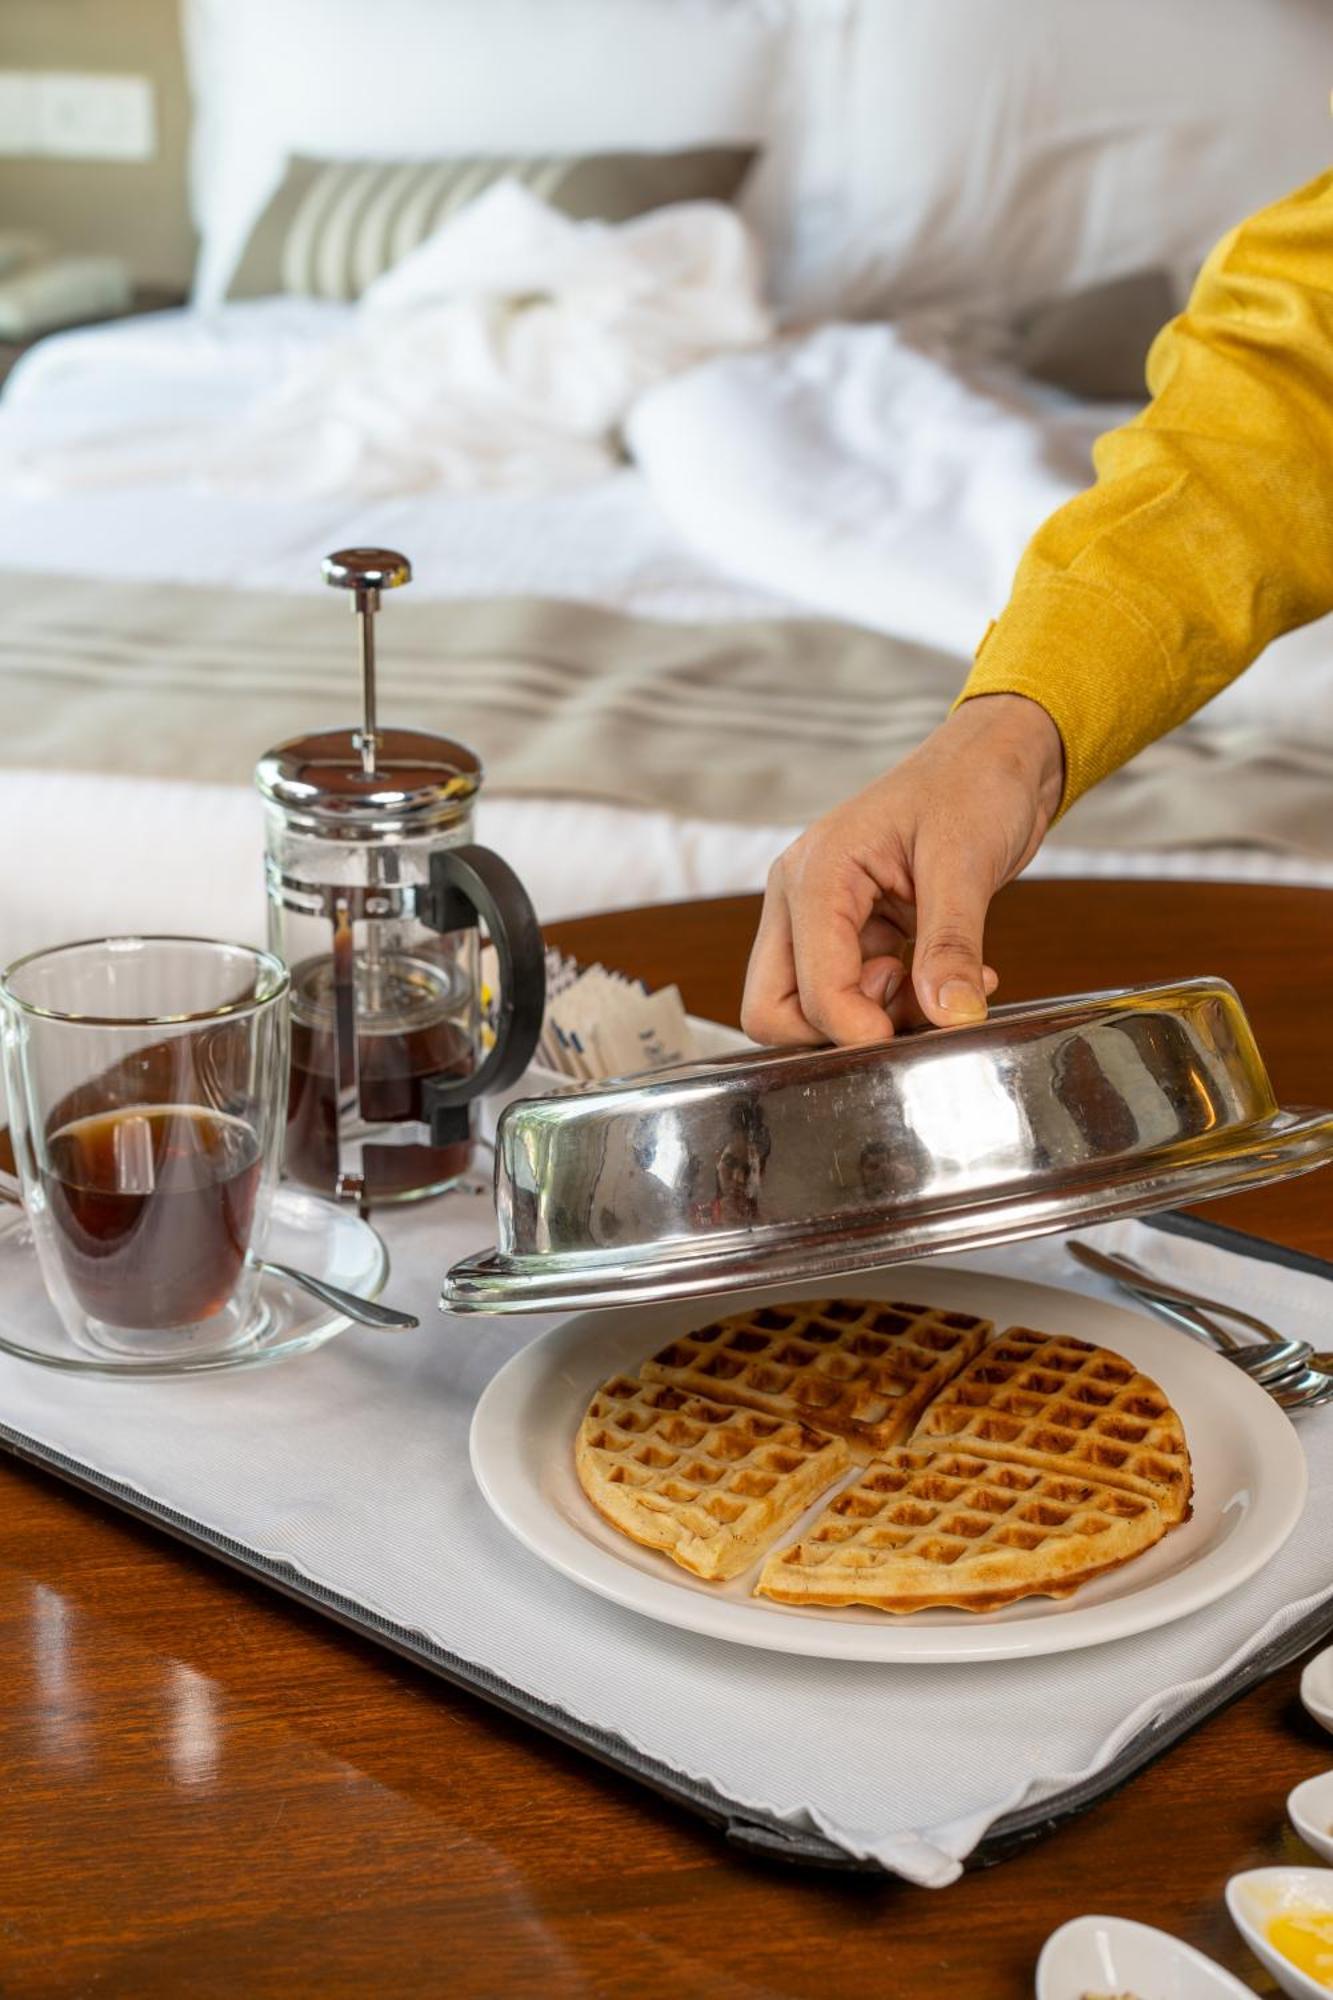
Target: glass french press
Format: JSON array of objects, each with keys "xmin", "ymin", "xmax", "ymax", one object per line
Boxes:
[{"xmin": 255, "ymin": 549, "xmax": 545, "ymax": 1207}]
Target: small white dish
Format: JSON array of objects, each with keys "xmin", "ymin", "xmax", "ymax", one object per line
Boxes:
[
  {"xmin": 1289, "ymin": 1773, "xmax": 1333, "ymax": 1865},
  {"xmin": 1303, "ymin": 1647, "xmax": 1333, "ymax": 1736},
  {"xmin": 1036, "ymin": 1913, "xmax": 1258, "ymax": 1999},
  {"xmin": 1226, "ymin": 1867, "xmax": 1333, "ymax": 1999},
  {"xmin": 0, "ymin": 1186, "xmax": 388, "ymax": 1375}
]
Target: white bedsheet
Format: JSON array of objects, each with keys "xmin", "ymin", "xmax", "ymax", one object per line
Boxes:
[
  {"xmin": 0, "ymin": 772, "xmax": 801, "ymax": 960},
  {"xmin": 3, "ymin": 300, "xmax": 1332, "ymax": 966},
  {"xmin": 7, "ymin": 765, "xmax": 1331, "ymax": 975}
]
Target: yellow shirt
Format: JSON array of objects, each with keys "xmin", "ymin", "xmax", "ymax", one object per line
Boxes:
[{"xmin": 959, "ymin": 168, "xmax": 1333, "ymax": 810}]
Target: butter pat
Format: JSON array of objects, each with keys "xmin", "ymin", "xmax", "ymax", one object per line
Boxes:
[{"xmin": 1269, "ymin": 1909, "xmax": 1333, "ymax": 1987}]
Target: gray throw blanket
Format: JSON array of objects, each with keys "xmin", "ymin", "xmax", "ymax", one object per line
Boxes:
[{"xmin": 2, "ymin": 568, "xmax": 1330, "ymax": 855}]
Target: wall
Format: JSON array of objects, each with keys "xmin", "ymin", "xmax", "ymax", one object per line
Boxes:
[{"xmin": 0, "ymin": 0, "xmax": 193, "ymax": 290}]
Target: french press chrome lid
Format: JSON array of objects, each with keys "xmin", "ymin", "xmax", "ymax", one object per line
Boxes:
[{"xmin": 254, "ymin": 550, "xmax": 481, "ymax": 838}]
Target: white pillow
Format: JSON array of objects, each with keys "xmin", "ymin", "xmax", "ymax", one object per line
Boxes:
[
  {"xmin": 780, "ymin": 0, "xmax": 1333, "ymax": 320},
  {"xmin": 183, "ymin": 0, "xmax": 801, "ymax": 308}
]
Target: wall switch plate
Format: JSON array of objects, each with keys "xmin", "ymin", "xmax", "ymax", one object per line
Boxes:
[{"xmin": 0, "ymin": 72, "xmax": 156, "ymax": 163}]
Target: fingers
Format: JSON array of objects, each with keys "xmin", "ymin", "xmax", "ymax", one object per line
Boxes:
[
  {"xmin": 859, "ymin": 955, "xmax": 907, "ymax": 1007},
  {"xmin": 910, "ymin": 835, "xmax": 995, "ymax": 1027},
  {"xmin": 885, "ymin": 959, "xmax": 998, "ymax": 1032},
  {"xmin": 855, "ymin": 917, "xmax": 911, "ymax": 1009},
  {"xmin": 743, "ymin": 695, "xmax": 1059, "ymax": 1047},
  {"xmin": 741, "ymin": 875, "xmax": 824, "ymax": 1044},
  {"xmin": 745, "ymin": 845, "xmax": 1003, "ymax": 1045},
  {"xmin": 743, "ymin": 857, "xmax": 900, "ymax": 1047},
  {"xmin": 785, "ymin": 859, "xmax": 906, "ymax": 1047}
]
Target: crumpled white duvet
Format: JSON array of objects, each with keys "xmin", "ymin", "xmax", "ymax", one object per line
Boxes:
[
  {"xmin": 629, "ymin": 322, "xmax": 1120, "ymax": 656},
  {"xmin": 6, "ymin": 184, "xmax": 772, "ymax": 499},
  {"xmin": 627, "ymin": 317, "xmax": 1333, "ymax": 734}
]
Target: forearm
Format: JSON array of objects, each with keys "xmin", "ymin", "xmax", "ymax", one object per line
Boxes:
[{"xmin": 960, "ymin": 168, "xmax": 1333, "ymax": 809}]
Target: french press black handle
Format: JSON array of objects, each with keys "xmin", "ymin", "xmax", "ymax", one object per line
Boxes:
[{"xmin": 420, "ymin": 843, "xmax": 545, "ymax": 1144}]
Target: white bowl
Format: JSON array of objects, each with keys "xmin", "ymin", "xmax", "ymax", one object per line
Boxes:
[
  {"xmin": 1226, "ymin": 1867, "xmax": 1333, "ymax": 1999},
  {"xmin": 1302, "ymin": 1647, "xmax": 1333, "ymax": 1736},
  {"xmin": 1289, "ymin": 1773, "xmax": 1333, "ymax": 1865},
  {"xmin": 1037, "ymin": 1913, "xmax": 1258, "ymax": 1998}
]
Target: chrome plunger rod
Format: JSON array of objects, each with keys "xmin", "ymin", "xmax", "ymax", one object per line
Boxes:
[
  {"xmin": 321, "ymin": 550, "xmax": 413, "ymax": 1198},
  {"xmin": 356, "ymin": 583, "xmax": 379, "ymax": 776},
  {"xmin": 322, "ymin": 548, "xmax": 412, "ymax": 776}
]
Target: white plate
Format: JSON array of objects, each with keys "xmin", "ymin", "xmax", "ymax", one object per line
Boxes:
[
  {"xmin": 0, "ymin": 1186, "xmax": 388, "ymax": 1376},
  {"xmin": 469, "ymin": 1265, "xmax": 1306, "ymax": 1663},
  {"xmin": 1037, "ymin": 1914, "xmax": 1258, "ymax": 1999}
]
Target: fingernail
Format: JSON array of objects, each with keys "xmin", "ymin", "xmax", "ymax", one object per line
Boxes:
[
  {"xmin": 860, "ymin": 964, "xmax": 905, "ymax": 1007},
  {"xmin": 937, "ymin": 980, "xmax": 988, "ymax": 1022}
]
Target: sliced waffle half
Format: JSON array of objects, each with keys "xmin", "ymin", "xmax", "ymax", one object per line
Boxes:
[
  {"xmin": 756, "ymin": 1443, "xmax": 1169, "ymax": 1611},
  {"xmin": 909, "ymin": 1326, "xmax": 1192, "ymax": 1524},
  {"xmin": 576, "ymin": 1375, "xmax": 850, "ymax": 1582},
  {"xmin": 640, "ymin": 1298, "xmax": 992, "ymax": 1460}
]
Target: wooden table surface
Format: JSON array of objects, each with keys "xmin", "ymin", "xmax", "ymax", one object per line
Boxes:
[{"xmin": 3, "ymin": 879, "xmax": 1331, "ymax": 1998}]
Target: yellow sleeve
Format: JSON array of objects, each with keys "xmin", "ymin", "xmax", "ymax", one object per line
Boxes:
[{"xmin": 958, "ymin": 168, "xmax": 1333, "ymax": 811}]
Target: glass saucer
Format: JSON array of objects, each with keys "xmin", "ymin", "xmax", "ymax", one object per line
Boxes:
[{"xmin": 0, "ymin": 1186, "xmax": 389, "ymax": 1376}]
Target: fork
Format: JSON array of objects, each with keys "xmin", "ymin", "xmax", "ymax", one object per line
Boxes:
[
  {"xmin": 1065, "ymin": 1240, "xmax": 1333, "ymax": 1415},
  {"xmin": 1066, "ymin": 1242, "xmax": 1333, "ymax": 1413},
  {"xmin": 1066, "ymin": 1241, "xmax": 1314, "ymax": 1385}
]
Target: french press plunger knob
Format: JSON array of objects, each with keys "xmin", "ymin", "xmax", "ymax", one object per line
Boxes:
[{"xmin": 255, "ymin": 550, "xmax": 546, "ymax": 1208}]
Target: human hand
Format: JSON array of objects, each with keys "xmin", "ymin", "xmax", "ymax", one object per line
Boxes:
[{"xmin": 741, "ymin": 694, "xmax": 1065, "ymax": 1046}]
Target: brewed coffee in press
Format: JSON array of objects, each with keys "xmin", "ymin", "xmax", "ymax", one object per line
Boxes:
[{"xmin": 256, "ymin": 550, "xmax": 545, "ymax": 1207}]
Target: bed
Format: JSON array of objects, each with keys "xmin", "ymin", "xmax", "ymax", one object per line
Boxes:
[{"xmin": 2, "ymin": 0, "xmax": 1332, "ymax": 966}]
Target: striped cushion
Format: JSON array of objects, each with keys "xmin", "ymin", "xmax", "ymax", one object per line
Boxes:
[{"xmin": 227, "ymin": 147, "xmax": 758, "ymax": 302}]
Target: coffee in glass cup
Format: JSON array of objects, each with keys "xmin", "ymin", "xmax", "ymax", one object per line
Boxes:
[{"xmin": 0, "ymin": 937, "xmax": 289, "ymax": 1360}]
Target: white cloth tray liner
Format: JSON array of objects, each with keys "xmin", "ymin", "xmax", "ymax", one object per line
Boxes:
[{"xmin": 0, "ymin": 1199, "xmax": 1329, "ymax": 1887}]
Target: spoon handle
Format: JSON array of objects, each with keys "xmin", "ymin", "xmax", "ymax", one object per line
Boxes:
[{"xmin": 256, "ymin": 1259, "xmax": 419, "ymax": 1330}]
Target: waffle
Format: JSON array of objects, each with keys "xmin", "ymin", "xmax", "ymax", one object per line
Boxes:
[
  {"xmin": 910, "ymin": 1326, "xmax": 1192, "ymax": 1524},
  {"xmin": 576, "ymin": 1375, "xmax": 850, "ymax": 1582},
  {"xmin": 756, "ymin": 1443, "xmax": 1169, "ymax": 1611},
  {"xmin": 640, "ymin": 1298, "xmax": 992, "ymax": 1460}
]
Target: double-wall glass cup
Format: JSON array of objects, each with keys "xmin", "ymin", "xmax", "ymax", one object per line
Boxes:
[{"xmin": 0, "ymin": 937, "xmax": 289, "ymax": 1361}]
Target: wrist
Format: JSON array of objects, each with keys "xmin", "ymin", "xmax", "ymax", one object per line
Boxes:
[{"xmin": 949, "ymin": 693, "xmax": 1066, "ymax": 822}]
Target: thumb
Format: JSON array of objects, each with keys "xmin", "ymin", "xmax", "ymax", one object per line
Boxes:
[{"xmin": 910, "ymin": 840, "xmax": 993, "ymax": 1027}]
